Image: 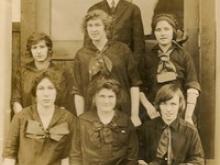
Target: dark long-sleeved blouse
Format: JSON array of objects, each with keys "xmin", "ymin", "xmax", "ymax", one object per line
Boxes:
[
  {"xmin": 86, "ymin": 0, "xmax": 145, "ymax": 64},
  {"xmin": 3, "ymin": 105, "xmax": 77, "ymax": 165},
  {"xmin": 138, "ymin": 117, "xmax": 204, "ymax": 165},
  {"xmin": 139, "ymin": 43, "xmax": 201, "ymax": 103},
  {"xmin": 70, "ymin": 109, "xmax": 138, "ymax": 165},
  {"xmin": 73, "ymin": 40, "xmax": 142, "ymax": 114},
  {"xmin": 11, "ymin": 61, "xmax": 73, "ymax": 110}
]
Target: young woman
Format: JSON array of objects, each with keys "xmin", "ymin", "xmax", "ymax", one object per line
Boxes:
[
  {"xmin": 139, "ymin": 14, "xmax": 200, "ymax": 124},
  {"xmin": 73, "ymin": 9, "xmax": 142, "ymax": 126},
  {"xmin": 70, "ymin": 78, "xmax": 138, "ymax": 165},
  {"xmin": 3, "ymin": 73, "xmax": 77, "ymax": 165},
  {"xmin": 85, "ymin": 0, "xmax": 145, "ymax": 65},
  {"xmin": 138, "ymin": 84, "xmax": 204, "ymax": 165},
  {"xmin": 12, "ymin": 32, "xmax": 73, "ymax": 114}
]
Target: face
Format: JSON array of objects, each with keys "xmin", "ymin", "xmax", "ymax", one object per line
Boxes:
[
  {"xmin": 159, "ymin": 94, "xmax": 180, "ymax": 125},
  {"xmin": 36, "ymin": 78, "xmax": 56, "ymax": 107},
  {"xmin": 154, "ymin": 20, "xmax": 174, "ymax": 47},
  {"xmin": 31, "ymin": 40, "xmax": 49, "ymax": 62},
  {"xmin": 87, "ymin": 18, "xmax": 107, "ymax": 42},
  {"xmin": 95, "ymin": 88, "xmax": 117, "ymax": 112}
]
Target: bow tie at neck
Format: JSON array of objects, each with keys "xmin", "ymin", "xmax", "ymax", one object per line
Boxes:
[
  {"xmin": 157, "ymin": 48, "xmax": 177, "ymax": 83},
  {"xmin": 158, "ymin": 49, "xmax": 174, "ymax": 61},
  {"xmin": 25, "ymin": 120, "xmax": 70, "ymax": 141}
]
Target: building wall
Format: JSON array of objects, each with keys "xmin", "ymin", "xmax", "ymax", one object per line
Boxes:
[
  {"xmin": 3, "ymin": 0, "xmax": 220, "ymax": 162},
  {"xmin": 0, "ymin": 0, "xmax": 12, "ymax": 157},
  {"xmin": 215, "ymin": 0, "xmax": 220, "ymax": 163}
]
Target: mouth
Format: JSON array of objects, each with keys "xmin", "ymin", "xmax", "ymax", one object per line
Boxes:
[
  {"xmin": 165, "ymin": 113, "xmax": 174, "ymax": 118},
  {"xmin": 36, "ymin": 55, "xmax": 44, "ymax": 58},
  {"xmin": 160, "ymin": 37, "xmax": 168, "ymax": 40},
  {"xmin": 42, "ymin": 99, "xmax": 51, "ymax": 103}
]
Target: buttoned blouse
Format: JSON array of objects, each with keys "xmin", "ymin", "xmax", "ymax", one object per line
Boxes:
[
  {"xmin": 70, "ymin": 109, "xmax": 138, "ymax": 165},
  {"xmin": 139, "ymin": 43, "xmax": 201, "ymax": 102},
  {"xmin": 3, "ymin": 105, "xmax": 77, "ymax": 165},
  {"xmin": 73, "ymin": 40, "xmax": 142, "ymax": 114},
  {"xmin": 138, "ymin": 117, "xmax": 204, "ymax": 165}
]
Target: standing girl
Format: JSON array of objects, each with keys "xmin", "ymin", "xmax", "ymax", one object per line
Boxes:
[{"xmin": 73, "ymin": 10, "xmax": 142, "ymax": 126}]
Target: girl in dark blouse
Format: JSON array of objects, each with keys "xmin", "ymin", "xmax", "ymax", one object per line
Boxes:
[
  {"xmin": 70, "ymin": 78, "xmax": 138, "ymax": 165},
  {"xmin": 3, "ymin": 73, "xmax": 77, "ymax": 165},
  {"xmin": 12, "ymin": 32, "xmax": 73, "ymax": 114},
  {"xmin": 138, "ymin": 84, "xmax": 204, "ymax": 165},
  {"xmin": 73, "ymin": 9, "xmax": 142, "ymax": 126},
  {"xmin": 139, "ymin": 14, "xmax": 200, "ymax": 124}
]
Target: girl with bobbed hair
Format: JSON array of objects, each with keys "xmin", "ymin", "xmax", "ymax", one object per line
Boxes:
[
  {"xmin": 12, "ymin": 32, "xmax": 74, "ymax": 114},
  {"xmin": 3, "ymin": 74, "xmax": 78, "ymax": 165},
  {"xmin": 70, "ymin": 77, "xmax": 138, "ymax": 165},
  {"xmin": 138, "ymin": 84, "xmax": 204, "ymax": 165},
  {"xmin": 139, "ymin": 13, "xmax": 200, "ymax": 125},
  {"xmin": 73, "ymin": 9, "xmax": 142, "ymax": 126}
]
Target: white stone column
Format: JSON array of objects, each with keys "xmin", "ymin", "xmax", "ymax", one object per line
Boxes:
[
  {"xmin": 215, "ymin": 0, "xmax": 220, "ymax": 164},
  {"xmin": 0, "ymin": 0, "xmax": 12, "ymax": 157}
]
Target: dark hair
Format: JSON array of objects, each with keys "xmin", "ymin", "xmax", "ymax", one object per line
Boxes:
[
  {"xmin": 151, "ymin": 13, "xmax": 179, "ymax": 40},
  {"xmin": 82, "ymin": 9, "xmax": 112, "ymax": 39},
  {"xmin": 26, "ymin": 32, "xmax": 53, "ymax": 58},
  {"xmin": 88, "ymin": 77, "xmax": 121, "ymax": 110},
  {"xmin": 31, "ymin": 72, "xmax": 60, "ymax": 97},
  {"xmin": 154, "ymin": 84, "xmax": 186, "ymax": 114}
]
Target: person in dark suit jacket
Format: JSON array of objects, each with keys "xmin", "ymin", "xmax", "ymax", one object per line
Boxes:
[{"xmin": 85, "ymin": 0, "xmax": 145, "ymax": 64}]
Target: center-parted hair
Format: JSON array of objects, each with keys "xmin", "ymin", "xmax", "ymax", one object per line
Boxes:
[
  {"xmin": 88, "ymin": 77, "xmax": 121, "ymax": 109},
  {"xmin": 26, "ymin": 32, "xmax": 53, "ymax": 58},
  {"xmin": 82, "ymin": 9, "xmax": 113, "ymax": 39},
  {"xmin": 31, "ymin": 72, "xmax": 60, "ymax": 97},
  {"xmin": 154, "ymin": 84, "xmax": 186, "ymax": 114}
]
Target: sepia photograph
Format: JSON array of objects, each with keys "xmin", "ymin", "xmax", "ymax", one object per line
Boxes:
[{"xmin": 0, "ymin": 0, "xmax": 220, "ymax": 164}]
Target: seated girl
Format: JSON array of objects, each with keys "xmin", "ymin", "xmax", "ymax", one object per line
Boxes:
[
  {"xmin": 3, "ymin": 73, "xmax": 77, "ymax": 165},
  {"xmin": 70, "ymin": 78, "xmax": 138, "ymax": 165},
  {"xmin": 138, "ymin": 84, "xmax": 204, "ymax": 165}
]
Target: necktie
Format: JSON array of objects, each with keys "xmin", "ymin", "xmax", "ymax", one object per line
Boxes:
[
  {"xmin": 111, "ymin": 0, "xmax": 116, "ymax": 14},
  {"xmin": 156, "ymin": 127, "xmax": 173, "ymax": 165}
]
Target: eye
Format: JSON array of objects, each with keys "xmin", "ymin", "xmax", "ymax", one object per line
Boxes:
[
  {"xmin": 160, "ymin": 102, "xmax": 166, "ymax": 106},
  {"xmin": 155, "ymin": 28, "xmax": 161, "ymax": 32},
  {"xmin": 40, "ymin": 45, "xmax": 46, "ymax": 49},
  {"xmin": 109, "ymin": 95, "xmax": 115, "ymax": 98},
  {"xmin": 164, "ymin": 27, "xmax": 172, "ymax": 31},
  {"xmin": 171, "ymin": 102, "xmax": 177, "ymax": 106},
  {"xmin": 31, "ymin": 45, "xmax": 37, "ymax": 49},
  {"xmin": 48, "ymin": 86, "xmax": 55, "ymax": 90}
]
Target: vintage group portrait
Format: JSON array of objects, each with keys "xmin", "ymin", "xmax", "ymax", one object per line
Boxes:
[{"xmin": 2, "ymin": 0, "xmax": 218, "ymax": 164}]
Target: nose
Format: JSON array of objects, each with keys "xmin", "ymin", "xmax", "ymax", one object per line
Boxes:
[
  {"xmin": 164, "ymin": 104, "xmax": 173, "ymax": 112},
  {"xmin": 90, "ymin": 26, "xmax": 97, "ymax": 32},
  {"xmin": 103, "ymin": 97, "xmax": 110, "ymax": 104},
  {"xmin": 42, "ymin": 89, "xmax": 50, "ymax": 97},
  {"xmin": 160, "ymin": 29, "xmax": 167, "ymax": 36},
  {"xmin": 36, "ymin": 47, "xmax": 41, "ymax": 53}
]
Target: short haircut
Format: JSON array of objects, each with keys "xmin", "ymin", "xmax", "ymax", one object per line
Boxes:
[
  {"xmin": 26, "ymin": 32, "xmax": 53, "ymax": 57},
  {"xmin": 82, "ymin": 9, "xmax": 112, "ymax": 39},
  {"xmin": 154, "ymin": 83, "xmax": 186, "ymax": 114}
]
